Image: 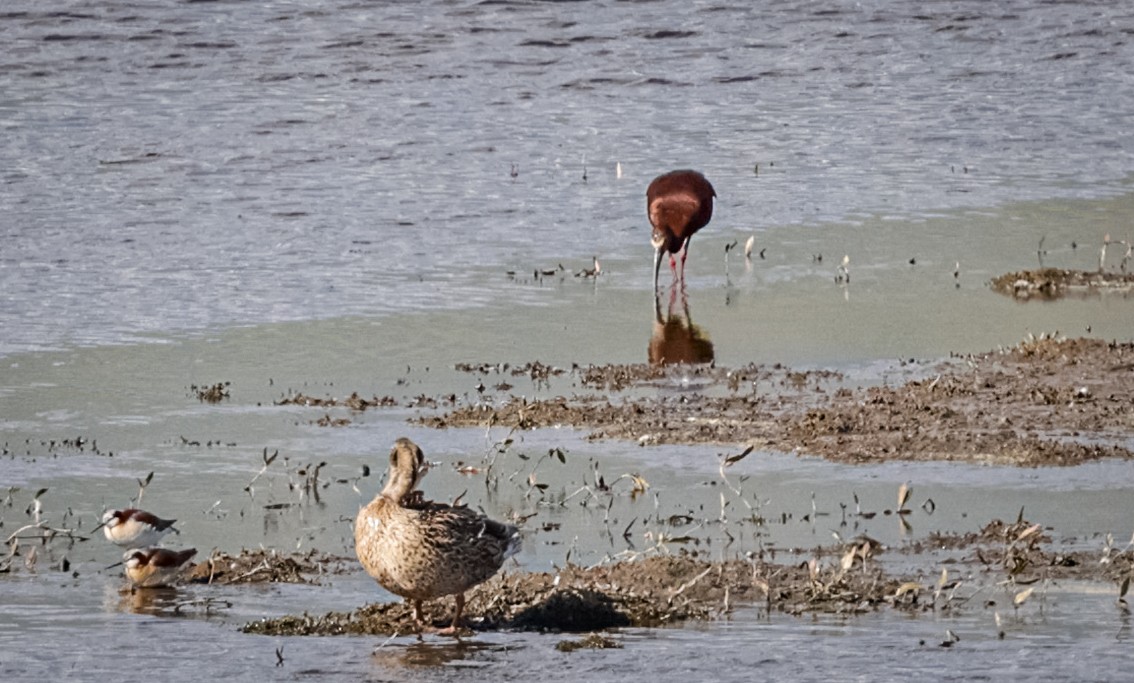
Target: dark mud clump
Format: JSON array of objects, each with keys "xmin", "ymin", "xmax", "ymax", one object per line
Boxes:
[
  {"xmin": 187, "ymin": 548, "xmax": 352, "ymax": 585},
  {"xmin": 990, "ymin": 268, "xmax": 1134, "ymax": 299},
  {"xmin": 419, "ymin": 336, "xmax": 1134, "ymax": 466},
  {"xmin": 241, "ymin": 553, "xmax": 911, "ymax": 636}
]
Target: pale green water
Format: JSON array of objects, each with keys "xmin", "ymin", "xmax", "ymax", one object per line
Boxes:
[
  {"xmin": 3, "ymin": 194, "xmax": 1134, "ymax": 680},
  {"xmin": 4, "ymin": 0, "xmax": 1134, "ymax": 678}
]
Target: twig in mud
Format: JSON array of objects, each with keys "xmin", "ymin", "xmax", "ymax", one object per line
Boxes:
[
  {"xmin": 291, "ymin": 461, "xmax": 326, "ymax": 504},
  {"xmin": 172, "ymin": 596, "xmax": 232, "ymax": 615},
  {"xmin": 27, "ymin": 488, "xmax": 47, "ymax": 525},
  {"xmin": 1012, "ymin": 586, "xmax": 1035, "ymax": 616},
  {"xmin": 835, "ymin": 255, "xmax": 850, "ymax": 284},
  {"xmin": 897, "ymin": 482, "xmax": 911, "ymax": 514},
  {"xmin": 669, "ymin": 566, "xmax": 713, "ymax": 604},
  {"xmin": 724, "ymin": 240, "xmax": 738, "ymax": 279},
  {"xmin": 235, "ymin": 559, "xmax": 272, "ymax": 582},
  {"xmin": 482, "ymin": 430, "xmax": 519, "ymax": 494},
  {"xmin": 5, "ymin": 522, "xmax": 85, "ymax": 545},
  {"xmin": 622, "ymin": 517, "xmax": 637, "ymax": 545},
  {"xmin": 374, "ymin": 632, "xmax": 400, "ymax": 651},
  {"xmin": 560, "ymin": 485, "xmax": 596, "ymax": 508},
  {"xmin": 564, "ymin": 535, "xmax": 579, "ymax": 566},
  {"xmin": 524, "ymin": 472, "xmax": 548, "ymax": 500},
  {"xmin": 718, "ymin": 447, "xmax": 756, "ymax": 514},
  {"xmin": 611, "ymin": 473, "xmax": 650, "ymax": 499},
  {"xmin": 244, "ymin": 448, "xmax": 279, "ymax": 499},
  {"xmin": 134, "ymin": 471, "xmax": 154, "ymax": 505}
]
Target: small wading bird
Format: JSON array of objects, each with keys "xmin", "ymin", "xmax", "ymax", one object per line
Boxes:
[
  {"xmin": 121, "ymin": 547, "xmax": 198, "ymax": 589},
  {"xmin": 354, "ymin": 438, "xmax": 521, "ymax": 635},
  {"xmin": 95, "ymin": 508, "xmax": 179, "ymax": 548},
  {"xmin": 647, "ymin": 169, "xmax": 716, "ymax": 292}
]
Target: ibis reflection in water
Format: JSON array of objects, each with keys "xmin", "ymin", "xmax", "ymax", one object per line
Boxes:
[{"xmin": 648, "ymin": 288, "xmax": 714, "ymax": 366}]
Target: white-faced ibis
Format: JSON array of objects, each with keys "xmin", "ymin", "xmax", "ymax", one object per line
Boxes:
[{"xmin": 647, "ymin": 169, "xmax": 716, "ymax": 291}]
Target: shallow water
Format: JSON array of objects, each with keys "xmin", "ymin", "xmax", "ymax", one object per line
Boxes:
[
  {"xmin": 4, "ymin": 0, "xmax": 1134, "ymax": 355},
  {"xmin": 3, "ymin": 0, "xmax": 1134, "ymax": 680}
]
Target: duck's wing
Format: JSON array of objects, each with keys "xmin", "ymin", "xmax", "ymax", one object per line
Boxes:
[{"xmin": 416, "ymin": 505, "xmax": 522, "ymax": 570}]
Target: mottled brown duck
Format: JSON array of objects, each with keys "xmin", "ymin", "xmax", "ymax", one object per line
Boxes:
[{"xmin": 354, "ymin": 437, "xmax": 521, "ymax": 634}]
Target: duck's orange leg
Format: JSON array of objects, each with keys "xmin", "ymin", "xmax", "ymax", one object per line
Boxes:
[{"xmin": 438, "ymin": 593, "xmax": 466, "ymax": 636}]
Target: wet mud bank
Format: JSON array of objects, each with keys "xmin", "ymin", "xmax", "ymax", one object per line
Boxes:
[
  {"xmin": 991, "ymin": 268, "xmax": 1134, "ymax": 300},
  {"xmin": 242, "ymin": 554, "xmax": 904, "ymax": 636},
  {"xmin": 417, "ymin": 337, "xmax": 1134, "ymax": 466},
  {"xmin": 241, "ymin": 516, "xmax": 1134, "ymax": 637}
]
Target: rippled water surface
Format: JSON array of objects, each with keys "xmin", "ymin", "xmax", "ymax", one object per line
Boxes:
[
  {"xmin": 3, "ymin": 0, "xmax": 1134, "ymax": 680},
  {"xmin": 4, "ymin": 0, "xmax": 1134, "ymax": 353}
]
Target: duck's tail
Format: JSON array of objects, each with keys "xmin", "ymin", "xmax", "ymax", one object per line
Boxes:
[{"xmin": 503, "ymin": 526, "xmax": 523, "ymax": 560}]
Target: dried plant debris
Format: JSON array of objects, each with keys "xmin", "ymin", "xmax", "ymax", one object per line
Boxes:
[
  {"xmin": 192, "ymin": 382, "xmax": 231, "ymax": 403},
  {"xmin": 276, "ymin": 392, "xmax": 398, "ymax": 410},
  {"xmin": 241, "ymin": 554, "xmax": 911, "ymax": 636},
  {"xmin": 991, "ymin": 268, "xmax": 1134, "ymax": 299},
  {"xmin": 909, "ymin": 517, "xmax": 1134, "ymax": 584},
  {"xmin": 455, "ymin": 361, "xmax": 566, "ymax": 385},
  {"xmin": 188, "ymin": 549, "xmax": 352, "ymax": 585},
  {"xmin": 3, "ymin": 436, "xmax": 113, "ymax": 458},
  {"xmin": 417, "ymin": 337, "xmax": 1134, "ymax": 466},
  {"xmin": 556, "ymin": 633, "xmax": 623, "ymax": 652}
]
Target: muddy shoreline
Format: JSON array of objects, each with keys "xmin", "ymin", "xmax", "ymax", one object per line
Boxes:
[
  {"xmin": 236, "ymin": 514, "xmax": 1134, "ymax": 637},
  {"xmin": 233, "ymin": 336, "xmax": 1134, "ymax": 636},
  {"xmin": 411, "ymin": 336, "xmax": 1134, "ymax": 466},
  {"xmin": 4, "ymin": 334, "xmax": 1132, "ymax": 648}
]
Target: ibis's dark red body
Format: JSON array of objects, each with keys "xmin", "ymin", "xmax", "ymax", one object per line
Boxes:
[{"xmin": 646, "ymin": 170, "xmax": 716, "ymax": 290}]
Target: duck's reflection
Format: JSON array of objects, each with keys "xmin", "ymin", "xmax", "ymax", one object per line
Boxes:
[
  {"xmin": 648, "ymin": 289, "xmax": 714, "ymax": 365},
  {"xmin": 370, "ymin": 637, "xmax": 509, "ymax": 669},
  {"xmin": 113, "ymin": 585, "xmax": 182, "ymax": 615}
]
